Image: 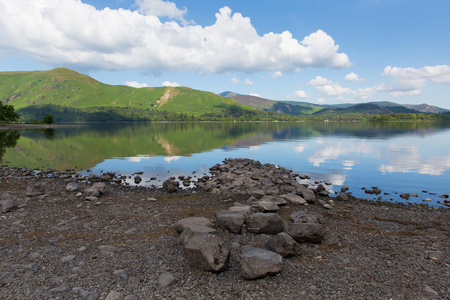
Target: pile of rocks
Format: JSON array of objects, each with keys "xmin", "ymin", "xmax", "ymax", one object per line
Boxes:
[
  {"xmin": 174, "ymin": 204, "xmax": 326, "ymax": 280},
  {"xmin": 193, "ymin": 158, "xmax": 346, "ymax": 210}
]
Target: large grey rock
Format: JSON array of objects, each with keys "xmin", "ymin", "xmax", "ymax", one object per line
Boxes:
[
  {"xmin": 260, "ymin": 195, "xmax": 287, "ymax": 206},
  {"xmin": 174, "ymin": 217, "xmax": 214, "ymax": 234},
  {"xmin": 215, "ymin": 210, "xmax": 246, "ymax": 233},
  {"xmin": 180, "ymin": 224, "xmax": 218, "ymax": 245},
  {"xmin": 299, "ymin": 189, "xmax": 316, "ymax": 204},
  {"xmin": 66, "ymin": 182, "xmax": 79, "ymax": 192},
  {"xmin": 85, "ymin": 182, "xmax": 107, "ymax": 197},
  {"xmin": 26, "ymin": 183, "xmax": 46, "ymax": 197},
  {"xmin": 252, "ymin": 200, "xmax": 280, "ymax": 212},
  {"xmin": 281, "ymin": 193, "xmax": 307, "ymax": 205},
  {"xmin": 336, "ymin": 193, "xmax": 350, "ymax": 201},
  {"xmin": 245, "ymin": 213, "xmax": 284, "ymax": 234},
  {"xmin": 248, "ymin": 188, "xmax": 265, "ymax": 199},
  {"xmin": 228, "ymin": 204, "xmax": 253, "ymax": 215},
  {"xmin": 289, "ymin": 223, "xmax": 325, "ymax": 244},
  {"xmin": 290, "ymin": 211, "xmax": 324, "ymax": 224},
  {"xmin": 265, "ymin": 232, "xmax": 299, "ymax": 258},
  {"xmin": 1, "ymin": 193, "xmax": 16, "ymax": 213},
  {"xmin": 240, "ymin": 245, "xmax": 283, "ymax": 280},
  {"xmin": 184, "ymin": 233, "xmax": 230, "ymax": 272}
]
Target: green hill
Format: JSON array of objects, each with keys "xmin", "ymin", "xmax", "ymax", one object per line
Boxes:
[
  {"xmin": 0, "ymin": 68, "xmax": 255, "ymax": 121},
  {"xmin": 219, "ymin": 92, "xmax": 324, "ymax": 115}
]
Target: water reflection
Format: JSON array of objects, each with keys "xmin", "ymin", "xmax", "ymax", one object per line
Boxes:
[{"xmin": 2, "ymin": 122, "xmax": 450, "ymax": 206}]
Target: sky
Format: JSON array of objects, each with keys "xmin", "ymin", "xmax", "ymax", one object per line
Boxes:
[{"xmin": 1, "ymin": 0, "xmax": 450, "ymax": 108}]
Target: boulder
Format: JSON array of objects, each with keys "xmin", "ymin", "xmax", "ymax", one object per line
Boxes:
[
  {"xmin": 260, "ymin": 195, "xmax": 287, "ymax": 206},
  {"xmin": 245, "ymin": 213, "xmax": 284, "ymax": 234},
  {"xmin": 85, "ymin": 182, "xmax": 107, "ymax": 197},
  {"xmin": 228, "ymin": 204, "xmax": 253, "ymax": 215},
  {"xmin": 0, "ymin": 193, "xmax": 16, "ymax": 213},
  {"xmin": 365, "ymin": 187, "xmax": 381, "ymax": 195},
  {"xmin": 184, "ymin": 233, "xmax": 230, "ymax": 272},
  {"xmin": 400, "ymin": 193, "xmax": 410, "ymax": 200},
  {"xmin": 299, "ymin": 189, "xmax": 316, "ymax": 204},
  {"xmin": 290, "ymin": 211, "xmax": 324, "ymax": 224},
  {"xmin": 336, "ymin": 193, "xmax": 350, "ymax": 201},
  {"xmin": 65, "ymin": 182, "xmax": 79, "ymax": 192},
  {"xmin": 341, "ymin": 186, "xmax": 349, "ymax": 193},
  {"xmin": 248, "ymin": 188, "xmax": 265, "ymax": 199},
  {"xmin": 281, "ymin": 193, "xmax": 307, "ymax": 205},
  {"xmin": 134, "ymin": 176, "xmax": 142, "ymax": 184},
  {"xmin": 180, "ymin": 224, "xmax": 218, "ymax": 245},
  {"xmin": 215, "ymin": 211, "xmax": 246, "ymax": 234},
  {"xmin": 252, "ymin": 200, "xmax": 280, "ymax": 212},
  {"xmin": 265, "ymin": 232, "xmax": 299, "ymax": 258},
  {"xmin": 25, "ymin": 183, "xmax": 45, "ymax": 197},
  {"xmin": 240, "ymin": 245, "xmax": 283, "ymax": 280},
  {"xmin": 289, "ymin": 223, "xmax": 325, "ymax": 244},
  {"xmin": 174, "ymin": 217, "xmax": 214, "ymax": 234}
]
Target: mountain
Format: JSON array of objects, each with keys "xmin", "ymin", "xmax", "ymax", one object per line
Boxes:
[
  {"xmin": 221, "ymin": 91, "xmax": 449, "ymax": 116},
  {"xmin": 0, "ymin": 68, "xmax": 254, "ymax": 121},
  {"xmin": 403, "ymin": 104, "xmax": 449, "ymax": 114},
  {"xmin": 219, "ymin": 92, "xmax": 324, "ymax": 115}
]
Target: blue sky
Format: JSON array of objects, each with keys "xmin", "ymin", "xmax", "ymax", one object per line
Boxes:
[{"xmin": 1, "ymin": 0, "xmax": 450, "ymax": 108}]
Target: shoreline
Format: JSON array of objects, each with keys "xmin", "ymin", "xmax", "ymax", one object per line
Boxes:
[
  {"xmin": 0, "ymin": 123, "xmax": 86, "ymax": 130},
  {"xmin": 1, "ymin": 160, "xmax": 449, "ymax": 299}
]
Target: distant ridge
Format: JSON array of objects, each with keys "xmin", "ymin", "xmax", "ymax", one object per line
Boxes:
[{"xmin": 220, "ymin": 91, "xmax": 449, "ymax": 116}]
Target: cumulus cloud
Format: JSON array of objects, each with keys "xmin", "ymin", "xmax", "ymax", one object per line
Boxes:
[
  {"xmin": 271, "ymin": 71, "xmax": 283, "ymax": 78},
  {"xmin": 316, "ymin": 98, "xmax": 325, "ymax": 103},
  {"xmin": 249, "ymin": 93, "xmax": 261, "ymax": 97},
  {"xmin": 136, "ymin": 0, "xmax": 187, "ymax": 21},
  {"xmin": 294, "ymin": 90, "xmax": 309, "ymax": 99},
  {"xmin": 243, "ymin": 78, "xmax": 254, "ymax": 85},
  {"xmin": 308, "ymin": 76, "xmax": 375, "ymax": 101},
  {"xmin": 379, "ymin": 65, "xmax": 450, "ymax": 97},
  {"xmin": 230, "ymin": 76, "xmax": 240, "ymax": 84},
  {"xmin": 162, "ymin": 81, "xmax": 179, "ymax": 87},
  {"xmin": 0, "ymin": 1, "xmax": 351, "ymax": 73},
  {"xmin": 126, "ymin": 81, "xmax": 149, "ymax": 88},
  {"xmin": 344, "ymin": 72, "xmax": 364, "ymax": 82}
]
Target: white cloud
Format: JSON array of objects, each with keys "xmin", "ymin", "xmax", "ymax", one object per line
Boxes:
[
  {"xmin": 249, "ymin": 93, "xmax": 261, "ymax": 97},
  {"xmin": 308, "ymin": 76, "xmax": 375, "ymax": 101},
  {"xmin": 126, "ymin": 81, "xmax": 149, "ymax": 88},
  {"xmin": 379, "ymin": 65, "xmax": 450, "ymax": 97},
  {"xmin": 231, "ymin": 76, "xmax": 240, "ymax": 84},
  {"xmin": 344, "ymin": 72, "xmax": 364, "ymax": 82},
  {"xmin": 136, "ymin": 0, "xmax": 187, "ymax": 21},
  {"xmin": 162, "ymin": 81, "xmax": 179, "ymax": 87},
  {"xmin": 0, "ymin": 1, "xmax": 351, "ymax": 74},
  {"xmin": 308, "ymin": 76, "xmax": 333, "ymax": 86},
  {"xmin": 294, "ymin": 90, "xmax": 309, "ymax": 99},
  {"xmin": 243, "ymin": 78, "xmax": 254, "ymax": 85},
  {"xmin": 271, "ymin": 71, "xmax": 283, "ymax": 78},
  {"xmin": 316, "ymin": 98, "xmax": 325, "ymax": 103}
]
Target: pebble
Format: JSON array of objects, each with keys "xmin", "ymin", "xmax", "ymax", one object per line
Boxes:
[
  {"xmin": 105, "ymin": 290, "xmax": 122, "ymax": 300},
  {"xmin": 61, "ymin": 255, "xmax": 76, "ymax": 263}
]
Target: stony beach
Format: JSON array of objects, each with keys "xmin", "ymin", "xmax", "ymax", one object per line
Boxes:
[{"xmin": 1, "ymin": 159, "xmax": 449, "ymax": 299}]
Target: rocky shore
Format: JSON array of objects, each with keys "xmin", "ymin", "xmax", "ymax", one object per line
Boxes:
[{"xmin": 1, "ymin": 159, "xmax": 449, "ymax": 299}]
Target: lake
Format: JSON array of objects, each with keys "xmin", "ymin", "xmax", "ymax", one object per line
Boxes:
[{"xmin": 1, "ymin": 122, "xmax": 450, "ymax": 207}]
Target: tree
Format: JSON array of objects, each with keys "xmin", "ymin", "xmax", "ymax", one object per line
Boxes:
[
  {"xmin": 0, "ymin": 101, "xmax": 20, "ymax": 122},
  {"xmin": 42, "ymin": 113, "xmax": 55, "ymax": 124}
]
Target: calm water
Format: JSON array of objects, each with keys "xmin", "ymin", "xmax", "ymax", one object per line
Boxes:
[{"xmin": 2, "ymin": 122, "xmax": 450, "ymax": 207}]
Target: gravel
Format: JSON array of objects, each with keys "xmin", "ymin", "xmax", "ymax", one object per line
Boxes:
[{"xmin": 0, "ymin": 170, "xmax": 449, "ymax": 299}]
